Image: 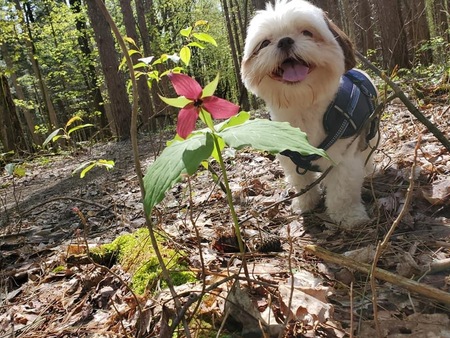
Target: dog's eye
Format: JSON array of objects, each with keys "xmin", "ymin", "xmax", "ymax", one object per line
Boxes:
[
  {"xmin": 302, "ymin": 30, "xmax": 313, "ymax": 38},
  {"xmin": 259, "ymin": 40, "xmax": 271, "ymax": 50}
]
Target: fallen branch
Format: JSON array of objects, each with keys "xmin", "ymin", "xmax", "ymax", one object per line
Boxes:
[
  {"xmin": 356, "ymin": 51, "xmax": 450, "ymax": 152},
  {"xmin": 22, "ymin": 196, "xmax": 110, "ymax": 216},
  {"xmin": 304, "ymin": 244, "xmax": 450, "ymax": 305}
]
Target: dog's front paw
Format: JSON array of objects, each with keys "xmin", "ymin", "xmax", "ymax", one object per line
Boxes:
[
  {"xmin": 330, "ymin": 207, "xmax": 370, "ymax": 229},
  {"xmin": 291, "ymin": 193, "xmax": 321, "ymax": 214}
]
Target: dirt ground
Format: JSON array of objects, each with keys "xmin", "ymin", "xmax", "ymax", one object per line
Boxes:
[{"xmin": 0, "ymin": 101, "xmax": 449, "ymax": 337}]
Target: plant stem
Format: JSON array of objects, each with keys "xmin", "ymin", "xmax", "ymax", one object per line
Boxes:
[{"xmin": 211, "ymin": 133, "xmax": 250, "ymax": 282}]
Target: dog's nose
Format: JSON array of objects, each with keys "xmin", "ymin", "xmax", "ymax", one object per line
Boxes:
[{"xmin": 277, "ymin": 37, "xmax": 295, "ymax": 50}]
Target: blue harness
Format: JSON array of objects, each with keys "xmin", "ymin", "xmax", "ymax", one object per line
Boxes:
[{"xmin": 281, "ymin": 69, "xmax": 378, "ymax": 174}]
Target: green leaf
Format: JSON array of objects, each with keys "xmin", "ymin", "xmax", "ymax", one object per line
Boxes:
[
  {"xmin": 194, "ymin": 20, "xmax": 208, "ymax": 27},
  {"xmin": 68, "ymin": 124, "xmax": 94, "ymax": 135},
  {"xmin": 180, "ymin": 27, "xmax": 192, "ymax": 37},
  {"xmin": 199, "ymin": 108, "xmax": 214, "ymax": 129},
  {"xmin": 202, "ymin": 73, "xmax": 219, "ymax": 97},
  {"xmin": 43, "ymin": 128, "xmax": 62, "ymax": 146},
  {"xmin": 180, "ymin": 46, "xmax": 191, "ymax": 66},
  {"xmin": 14, "ymin": 165, "xmax": 26, "ymax": 178},
  {"xmin": 97, "ymin": 159, "xmax": 115, "ymax": 170},
  {"xmin": 5, "ymin": 163, "xmax": 15, "ymax": 175},
  {"xmin": 192, "ymin": 32, "xmax": 217, "ymax": 47},
  {"xmin": 66, "ymin": 116, "xmax": 82, "ymax": 128},
  {"xmin": 187, "ymin": 42, "xmax": 205, "ymax": 49},
  {"xmin": 219, "ymin": 119, "xmax": 329, "ymax": 158},
  {"xmin": 143, "ymin": 132, "xmax": 214, "ymax": 216},
  {"xmin": 80, "ymin": 162, "xmax": 96, "ymax": 179},
  {"xmin": 216, "ymin": 111, "xmax": 250, "ymax": 131},
  {"xmin": 159, "ymin": 95, "xmax": 192, "ymax": 108}
]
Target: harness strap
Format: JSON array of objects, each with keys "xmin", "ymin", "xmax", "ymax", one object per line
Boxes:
[{"xmin": 280, "ymin": 69, "xmax": 378, "ymax": 174}]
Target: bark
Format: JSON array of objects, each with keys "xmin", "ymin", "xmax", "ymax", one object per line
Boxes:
[
  {"xmin": 0, "ymin": 75, "xmax": 28, "ymax": 153},
  {"xmin": 222, "ymin": 0, "xmax": 250, "ymax": 110},
  {"xmin": 120, "ymin": 0, "xmax": 154, "ymax": 131},
  {"xmin": 14, "ymin": 0, "xmax": 58, "ymax": 130},
  {"xmin": 69, "ymin": 0, "xmax": 109, "ymax": 138},
  {"xmin": 373, "ymin": 0, "xmax": 410, "ymax": 69},
  {"xmin": 86, "ymin": 0, "xmax": 132, "ymax": 140}
]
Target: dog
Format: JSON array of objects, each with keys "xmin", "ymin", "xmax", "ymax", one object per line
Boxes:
[{"xmin": 241, "ymin": 0, "xmax": 378, "ymax": 228}]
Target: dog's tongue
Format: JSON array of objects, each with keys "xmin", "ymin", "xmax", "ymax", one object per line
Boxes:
[{"xmin": 281, "ymin": 62, "xmax": 309, "ymax": 82}]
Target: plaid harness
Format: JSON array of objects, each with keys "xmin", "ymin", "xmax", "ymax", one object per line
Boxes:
[{"xmin": 281, "ymin": 69, "xmax": 378, "ymax": 174}]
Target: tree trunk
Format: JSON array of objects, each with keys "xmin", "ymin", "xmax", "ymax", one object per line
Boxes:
[
  {"xmin": 14, "ymin": 0, "xmax": 58, "ymax": 130},
  {"xmin": 120, "ymin": 0, "xmax": 154, "ymax": 132},
  {"xmin": 0, "ymin": 43, "xmax": 41, "ymax": 146},
  {"xmin": 69, "ymin": 0, "xmax": 109, "ymax": 138},
  {"xmin": 0, "ymin": 75, "xmax": 28, "ymax": 153},
  {"xmin": 373, "ymin": 0, "xmax": 410, "ymax": 69},
  {"xmin": 86, "ymin": 0, "xmax": 132, "ymax": 140},
  {"xmin": 222, "ymin": 0, "xmax": 250, "ymax": 110}
]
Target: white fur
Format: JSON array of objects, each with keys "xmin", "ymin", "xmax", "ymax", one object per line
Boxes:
[{"xmin": 242, "ymin": 0, "xmax": 375, "ymax": 228}]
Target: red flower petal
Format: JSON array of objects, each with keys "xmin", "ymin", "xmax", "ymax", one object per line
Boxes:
[
  {"xmin": 168, "ymin": 73, "xmax": 202, "ymax": 100},
  {"xmin": 203, "ymin": 96, "xmax": 240, "ymax": 119},
  {"xmin": 176, "ymin": 106, "xmax": 199, "ymax": 139}
]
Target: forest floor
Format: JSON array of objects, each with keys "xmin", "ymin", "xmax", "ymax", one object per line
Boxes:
[{"xmin": 0, "ymin": 99, "xmax": 449, "ymax": 337}]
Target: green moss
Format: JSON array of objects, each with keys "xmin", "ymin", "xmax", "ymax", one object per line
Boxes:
[
  {"xmin": 93, "ymin": 228, "xmax": 196, "ymax": 294},
  {"xmin": 52, "ymin": 265, "xmax": 66, "ymax": 273}
]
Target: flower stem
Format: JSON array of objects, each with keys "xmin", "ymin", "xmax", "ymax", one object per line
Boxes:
[{"xmin": 211, "ymin": 133, "xmax": 250, "ymax": 282}]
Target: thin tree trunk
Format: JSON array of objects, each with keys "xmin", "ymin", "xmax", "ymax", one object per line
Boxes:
[
  {"xmin": 86, "ymin": 0, "xmax": 132, "ymax": 140},
  {"xmin": 120, "ymin": 0, "xmax": 154, "ymax": 132},
  {"xmin": 14, "ymin": 0, "xmax": 58, "ymax": 130},
  {"xmin": 69, "ymin": 0, "xmax": 109, "ymax": 138}
]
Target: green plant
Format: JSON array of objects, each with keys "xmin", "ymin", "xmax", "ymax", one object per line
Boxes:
[
  {"xmin": 72, "ymin": 159, "xmax": 115, "ymax": 178},
  {"xmin": 42, "ymin": 115, "xmax": 94, "ymax": 148},
  {"xmin": 143, "ymin": 72, "xmax": 329, "ymax": 272}
]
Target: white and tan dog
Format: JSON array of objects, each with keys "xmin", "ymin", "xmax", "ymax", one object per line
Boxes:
[{"xmin": 241, "ymin": 0, "xmax": 377, "ymax": 228}]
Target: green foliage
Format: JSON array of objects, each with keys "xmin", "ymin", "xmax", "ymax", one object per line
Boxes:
[
  {"xmin": 143, "ymin": 110, "xmax": 328, "ymax": 216},
  {"xmin": 91, "ymin": 228, "xmax": 195, "ymax": 295},
  {"xmin": 72, "ymin": 159, "xmax": 115, "ymax": 178},
  {"xmin": 43, "ymin": 116, "xmax": 94, "ymax": 148},
  {"xmin": 4, "ymin": 163, "xmax": 26, "ymax": 178}
]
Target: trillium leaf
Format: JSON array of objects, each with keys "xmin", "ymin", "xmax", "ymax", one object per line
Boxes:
[
  {"xmin": 143, "ymin": 132, "xmax": 214, "ymax": 216},
  {"xmin": 216, "ymin": 111, "xmax": 250, "ymax": 131},
  {"xmin": 219, "ymin": 119, "xmax": 329, "ymax": 159}
]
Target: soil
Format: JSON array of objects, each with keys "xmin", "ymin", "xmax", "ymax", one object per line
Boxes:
[{"xmin": 0, "ymin": 102, "xmax": 449, "ymax": 337}]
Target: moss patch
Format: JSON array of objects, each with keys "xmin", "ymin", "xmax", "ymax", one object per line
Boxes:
[{"xmin": 91, "ymin": 228, "xmax": 195, "ymax": 294}]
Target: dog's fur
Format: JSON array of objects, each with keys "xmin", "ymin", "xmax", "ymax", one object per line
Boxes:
[{"xmin": 241, "ymin": 0, "xmax": 376, "ymax": 228}]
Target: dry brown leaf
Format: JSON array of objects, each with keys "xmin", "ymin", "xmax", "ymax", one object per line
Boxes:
[{"xmin": 422, "ymin": 179, "xmax": 450, "ymax": 205}]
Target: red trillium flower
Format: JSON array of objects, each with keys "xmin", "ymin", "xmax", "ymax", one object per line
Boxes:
[{"xmin": 166, "ymin": 73, "xmax": 240, "ymax": 138}]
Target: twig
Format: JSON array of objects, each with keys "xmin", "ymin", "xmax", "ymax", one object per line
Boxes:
[
  {"xmin": 357, "ymin": 51, "xmax": 450, "ymax": 152},
  {"xmin": 369, "ymin": 135, "xmax": 420, "ymax": 337},
  {"xmin": 304, "ymin": 245, "xmax": 450, "ymax": 305}
]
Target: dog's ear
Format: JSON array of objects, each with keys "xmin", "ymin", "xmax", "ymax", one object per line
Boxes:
[{"xmin": 325, "ymin": 15, "xmax": 356, "ymax": 72}]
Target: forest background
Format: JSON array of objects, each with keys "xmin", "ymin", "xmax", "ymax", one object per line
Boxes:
[{"xmin": 0, "ymin": 0, "xmax": 449, "ymax": 155}]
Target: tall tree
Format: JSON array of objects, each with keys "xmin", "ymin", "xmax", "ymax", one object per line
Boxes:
[
  {"xmin": 119, "ymin": 0, "xmax": 154, "ymax": 131},
  {"xmin": 86, "ymin": 0, "xmax": 132, "ymax": 140},
  {"xmin": 13, "ymin": 0, "xmax": 58, "ymax": 130},
  {"xmin": 372, "ymin": 0, "xmax": 410, "ymax": 69},
  {"xmin": 69, "ymin": 0, "xmax": 109, "ymax": 138},
  {"xmin": 0, "ymin": 74, "xmax": 28, "ymax": 153}
]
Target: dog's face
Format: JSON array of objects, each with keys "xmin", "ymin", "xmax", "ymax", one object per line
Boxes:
[{"xmin": 241, "ymin": 0, "xmax": 356, "ymax": 109}]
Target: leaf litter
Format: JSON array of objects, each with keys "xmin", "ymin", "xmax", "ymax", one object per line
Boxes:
[{"xmin": 0, "ymin": 102, "xmax": 449, "ymax": 337}]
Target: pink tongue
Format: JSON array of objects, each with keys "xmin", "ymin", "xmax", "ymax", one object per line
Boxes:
[{"xmin": 281, "ymin": 63, "xmax": 309, "ymax": 82}]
